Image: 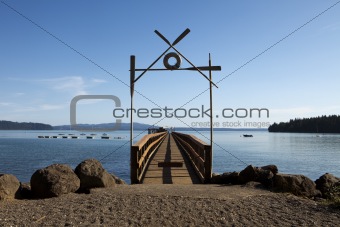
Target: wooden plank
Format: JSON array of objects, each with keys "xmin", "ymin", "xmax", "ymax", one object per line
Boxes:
[
  {"xmin": 142, "ymin": 134, "xmax": 200, "ymax": 184},
  {"xmin": 158, "ymin": 162, "xmax": 183, "ymax": 167}
]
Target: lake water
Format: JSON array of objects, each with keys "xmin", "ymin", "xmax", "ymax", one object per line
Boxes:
[{"xmin": 0, "ymin": 130, "xmax": 339, "ymax": 184}]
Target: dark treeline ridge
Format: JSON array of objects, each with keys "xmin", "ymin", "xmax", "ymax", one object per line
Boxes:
[
  {"xmin": 0, "ymin": 120, "xmax": 53, "ymax": 130},
  {"xmin": 268, "ymin": 115, "xmax": 340, "ymax": 133}
]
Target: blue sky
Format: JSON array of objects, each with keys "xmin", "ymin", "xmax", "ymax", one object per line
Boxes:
[{"xmin": 1, "ymin": 1, "xmax": 340, "ymax": 128}]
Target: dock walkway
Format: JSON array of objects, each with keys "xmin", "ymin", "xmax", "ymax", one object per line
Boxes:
[{"xmin": 142, "ymin": 134, "xmax": 200, "ymax": 184}]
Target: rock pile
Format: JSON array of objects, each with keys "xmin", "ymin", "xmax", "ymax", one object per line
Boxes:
[
  {"xmin": 0, "ymin": 159, "xmax": 125, "ymax": 200},
  {"xmin": 211, "ymin": 164, "xmax": 339, "ymax": 199},
  {"xmin": 1, "ymin": 161, "xmax": 339, "ymax": 201}
]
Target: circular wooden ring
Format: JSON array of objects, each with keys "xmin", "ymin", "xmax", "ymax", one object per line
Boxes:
[{"xmin": 163, "ymin": 52, "xmax": 181, "ymax": 70}]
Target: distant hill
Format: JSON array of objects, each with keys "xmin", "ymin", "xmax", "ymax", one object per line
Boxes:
[
  {"xmin": 0, "ymin": 120, "xmax": 53, "ymax": 130},
  {"xmin": 0, "ymin": 120, "xmax": 269, "ymax": 131},
  {"xmin": 53, "ymin": 123, "xmax": 268, "ymax": 131},
  {"xmin": 53, "ymin": 123, "xmax": 267, "ymax": 131},
  {"xmin": 268, "ymin": 115, "xmax": 340, "ymax": 133}
]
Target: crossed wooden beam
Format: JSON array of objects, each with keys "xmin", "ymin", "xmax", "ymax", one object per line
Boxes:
[{"xmin": 132, "ymin": 28, "xmax": 221, "ymax": 88}]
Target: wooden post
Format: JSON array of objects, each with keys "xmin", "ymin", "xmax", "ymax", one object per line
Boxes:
[
  {"xmin": 208, "ymin": 53, "xmax": 213, "ymax": 183},
  {"xmin": 204, "ymin": 145, "xmax": 212, "ymax": 183},
  {"xmin": 131, "ymin": 146, "xmax": 139, "ymax": 184},
  {"xmin": 130, "ymin": 55, "xmax": 136, "ymax": 184}
]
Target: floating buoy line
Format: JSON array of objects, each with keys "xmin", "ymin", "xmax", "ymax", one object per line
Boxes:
[{"xmin": 37, "ymin": 134, "xmax": 127, "ymax": 140}]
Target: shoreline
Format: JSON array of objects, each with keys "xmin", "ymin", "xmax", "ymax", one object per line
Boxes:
[{"xmin": 1, "ymin": 184, "xmax": 340, "ymax": 226}]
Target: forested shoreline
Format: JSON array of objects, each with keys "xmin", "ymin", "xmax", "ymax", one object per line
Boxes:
[
  {"xmin": 268, "ymin": 115, "xmax": 340, "ymax": 133},
  {"xmin": 0, "ymin": 120, "xmax": 53, "ymax": 130}
]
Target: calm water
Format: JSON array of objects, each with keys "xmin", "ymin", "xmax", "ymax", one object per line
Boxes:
[{"xmin": 0, "ymin": 130, "xmax": 339, "ymax": 183}]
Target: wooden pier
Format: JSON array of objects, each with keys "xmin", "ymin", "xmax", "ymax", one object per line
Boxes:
[{"xmin": 131, "ymin": 132, "xmax": 212, "ymax": 184}]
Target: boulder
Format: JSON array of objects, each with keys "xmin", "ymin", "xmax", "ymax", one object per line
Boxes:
[
  {"xmin": 315, "ymin": 173, "xmax": 340, "ymax": 197},
  {"xmin": 257, "ymin": 168, "xmax": 274, "ymax": 187},
  {"xmin": 211, "ymin": 173, "xmax": 221, "ymax": 183},
  {"xmin": 0, "ymin": 174, "xmax": 20, "ymax": 200},
  {"xmin": 238, "ymin": 165, "xmax": 258, "ymax": 184},
  {"xmin": 75, "ymin": 159, "xmax": 115, "ymax": 192},
  {"xmin": 327, "ymin": 181, "xmax": 340, "ymax": 201},
  {"xmin": 261, "ymin": 165, "xmax": 278, "ymax": 175},
  {"xmin": 19, "ymin": 182, "xmax": 32, "ymax": 199},
  {"xmin": 211, "ymin": 172, "xmax": 239, "ymax": 184},
  {"xmin": 273, "ymin": 173, "xmax": 320, "ymax": 198},
  {"xmin": 238, "ymin": 165, "xmax": 274, "ymax": 187},
  {"xmin": 30, "ymin": 164, "xmax": 80, "ymax": 198}
]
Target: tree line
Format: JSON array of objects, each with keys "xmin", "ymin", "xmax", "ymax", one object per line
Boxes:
[
  {"xmin": 0, "ymin": 120, "xmax": 53, "ymax": 130},
  {"xmin": 268, "ymin": 115, "xmax": 340, "ymax": 133}
]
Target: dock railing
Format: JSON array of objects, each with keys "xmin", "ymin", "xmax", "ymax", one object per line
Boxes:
[
  {"xmin": 130, "ymin": 131, "xmax": 167, "ymax": 184},
  {"xmin": 172, "ymin": 132, "xmax": 212, "ymax": 183}
]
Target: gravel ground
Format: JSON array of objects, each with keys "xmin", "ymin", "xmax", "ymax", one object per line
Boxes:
[{"xmin": 1, "ymin": 184, "xmax": 339, "ymax": 226}]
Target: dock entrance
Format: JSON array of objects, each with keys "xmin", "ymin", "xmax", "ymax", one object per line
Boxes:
[{"xmin": 131, "ymin": 132, "xmax": 212, "ymax": 184}]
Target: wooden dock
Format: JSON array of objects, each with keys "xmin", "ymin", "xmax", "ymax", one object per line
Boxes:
[
  {"xmin": 142, "ymin": 134, "xmax": 200, "ymax": 184},
  {"xmin": 131, "ymin": 132, "xmax": 212, "ymax": 184}
]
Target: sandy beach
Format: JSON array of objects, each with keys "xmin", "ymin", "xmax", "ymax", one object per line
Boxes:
[{"xmin": 1, "ymin": 184, "xmax": 339, "ymax": 226}]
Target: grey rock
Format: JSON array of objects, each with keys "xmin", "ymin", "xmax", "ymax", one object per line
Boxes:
[
  {"xmin": 273, "ymin": 173, "xmax": 320, "ymax": 198},
  {"xmin": 30, "ymin": 164, "xmax": 80, "ymax": 198},
  {"xmin": 238, "ymin": 165, "xmax": 274, "ymax": 187},
  {"xmin": 257, "ymin": 168, "xmax": 274, "ymax": 187},
  {"xmin": 260, "ymin": 165, "xmax": 278, "ymax": 175},
  {"xmin": 238, "ymin": 165, "xmax": 258, "ymax": 184},
  {"xmin": 75, "ymin": 159, "xmax": 115, "ymax": 192},
  {"xmin": 19, "ymin": 182, "xmax": 32, "ymax": 199},
  {"xmin": 0, "ymin": 174, "xmax": 20, "ymax": 200},
  {"xmin": 315, "ymin": 173, "xmax": 340, "ymax": 197}
]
